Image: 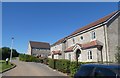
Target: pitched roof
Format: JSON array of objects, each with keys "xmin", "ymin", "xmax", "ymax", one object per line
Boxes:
[
  {"xmin": 64, "ymin": 46, "xmax": 74, "ymax": 52},
  {"xmin": 64, "ymin": 40, "xmax": 102, "ymax": 52},
  {"xmin": 51, "ymin": 38, "xmax": 65, "ymax": 46},
  {"xmin": 52, "ymin": 10, "xmax": 119, "ymax": 46},
  {"xmin": 81, "ymin": 40, "xmax": 102, "ymax": 49},
  {"xmin": 68, "ymin": 10, "xmax": 119, "ymax": 37},
  {"xmin": 52, "ymin": 50, "xmax": 61, "ymax": 55},
  {"xmin": 29, "ymin": 41, "xmax": 50, "ymax": 49}
]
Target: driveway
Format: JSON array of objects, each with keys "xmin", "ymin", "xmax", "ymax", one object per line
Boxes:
[{"xmin": 2, "ymin": 58, "xmax": 68, "ymax": 77}]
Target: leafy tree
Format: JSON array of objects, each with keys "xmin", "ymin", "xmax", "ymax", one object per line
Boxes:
[
  {"xmin": 0, "ymin": 47, "xmax": 19, "ymax": 60},
  {"xmin": 115, "ymin": 46, "xmax": 120, "ymax": 64}
]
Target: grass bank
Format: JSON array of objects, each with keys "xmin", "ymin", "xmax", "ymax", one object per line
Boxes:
[{"xmin": 0, "ymin": 60, "xmax": 15, "ymax": 73}]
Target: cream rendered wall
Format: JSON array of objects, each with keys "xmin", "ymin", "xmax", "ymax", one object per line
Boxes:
[
  {"xmin": 27, "ymin": 42, "xmax": 32, "ymax": 55},
  {"xmin": 66, "ymin": 26, "xmax": 107, "ymax": 62},
  {"xmin": 65, "ymin": 52, "xmax": 75, "ymax": 61},
  {"xmin": 51, "ymin": 43, "xmax": 63, "ymax": 59},
  {"xmin": 51, "ymin": 44, "xmax": 62, "ymax": 51},
  {"xmin": 54, "ymin": 54, "xmax": 59, "ymax": 59},
  {"xmin": 67, "ymin": 39, "xmax": 74, "ymax": 48},
  {"xmin": 67, "ymin": 26, "xmax": 105, "ymax": 48},
  {"xmin": 65, "ymin": 48, "xmax": 98, "ymax": 62},
  {"xmin": 95, "ymin": 26, "xmax": 107, "ymax": 62},
  {"xmin": 107, "ymin": 16, "xmax": 119, "ymax": 62},
  {"xmin": 81, "ymin": 48, "xmax": 98, "ymax": 62}
]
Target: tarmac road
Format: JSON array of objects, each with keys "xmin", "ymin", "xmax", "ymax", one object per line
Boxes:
[{"xmin": 2, "ymin": 58, "xmax": 68, "ymax": 77}]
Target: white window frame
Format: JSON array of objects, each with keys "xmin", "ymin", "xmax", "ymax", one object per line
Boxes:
[{"xmin": 91, "ymin": 31, "xmax": 96, "ymax": 40}]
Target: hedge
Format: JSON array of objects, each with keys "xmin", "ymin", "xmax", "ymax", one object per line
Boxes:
[
  {"xmin": 55, "ymin": 59, "xmax": 70, "ymax": 73},
  {"xmin": 48, "ymin": 58, "xmax": 88, "ymax": 77},
  {"xmin": 19, "ymin": 54, "xmax": 43, "ymax": 63},
  {"xmin": 70, "ymin": 62, "xmax": 84, "ymax": 77},
  {"xmin": 48, "ymin": 58, "xmax": 56, "ymax": 69}
]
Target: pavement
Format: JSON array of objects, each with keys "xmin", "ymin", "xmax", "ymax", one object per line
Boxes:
[{"xmin": 2, "ymin": 58, "xmax": 68, "ymax": 77}]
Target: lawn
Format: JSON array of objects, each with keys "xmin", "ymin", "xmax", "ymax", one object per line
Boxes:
[{"xmin": 0, "ymin": 60, "xmax": 13, "ymax": 73}]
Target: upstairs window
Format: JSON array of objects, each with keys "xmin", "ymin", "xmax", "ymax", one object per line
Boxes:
[
  {"xmin": 73, "ymin": 38, "xmax": 75, "ymax": 44},
  {"xmin": 91, "ymin": 31, "xmax": 96, "ymax": 40}
]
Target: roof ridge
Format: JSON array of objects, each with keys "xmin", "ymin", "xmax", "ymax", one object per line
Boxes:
[
  {"xmin": 51, "ymin": 10, "xmax": 119, "ymax": 46},
  {"xmin": 69, "ymin": 10, "xmax": 119, "ymax": 37},
  {"xmin": 29, "ymin": 41, "xmax": 49, "ymax": 44}
]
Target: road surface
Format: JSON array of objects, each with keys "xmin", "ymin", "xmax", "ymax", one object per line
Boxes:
[{"xmin": 2, "ymin": 59, "xmax": 68, "ymax": 77}]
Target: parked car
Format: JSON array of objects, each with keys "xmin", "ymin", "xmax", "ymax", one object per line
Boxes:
[{"xmin": 74, "ymin": 64, "xmax": 120, "ymax": 78}]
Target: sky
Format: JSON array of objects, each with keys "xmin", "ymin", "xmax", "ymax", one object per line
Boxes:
[{"xmin": 2, "ymin": 2, "xmax": 118, "ymax": 54}]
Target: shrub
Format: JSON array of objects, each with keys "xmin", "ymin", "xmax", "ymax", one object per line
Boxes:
[
  {"xmin": 19, "ymin": 54, "xmax": 44, "ymax": 63},
  {"xmin": 48, "ymin": 59, "xmax": 76, "ymax": 75},
  {"xmin": 48, "ymin": 59, "xmax": 70, "ymax": 73},
  {"xmin": 115, "ymin": 46, "xmax": 120, "ymax": 64},
  {"xmin": 48, "ymin": 58, "xmax": 89, "ymax": 77},
  {"xmin": 48, "ymin": 58, "xmax": 56, "ymax": 69},
  {"xmin": 43, "ymin": 58, "xmax": 49, "ymax": 65},
  {"xmin": 55, "ymin": 59, "xmax": 70, "ymax": 73},
  {"xmin": 69, "ymin": 62, "xmax": 81, "ymax": 77}
]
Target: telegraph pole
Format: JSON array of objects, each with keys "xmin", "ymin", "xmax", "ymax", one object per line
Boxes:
[{"xmin": 10, "ymin": 37, "xmax": 14, "ymax": 62}]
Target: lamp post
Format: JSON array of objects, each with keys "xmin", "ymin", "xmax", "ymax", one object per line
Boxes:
[{"xmin": 10, "ymin": 37, "xmax": 14, "ymax": 62}]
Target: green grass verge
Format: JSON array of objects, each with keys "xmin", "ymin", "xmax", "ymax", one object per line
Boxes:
[{"xmin": 0, "ymin": 60, "xmax": 13, "ymax": 73}]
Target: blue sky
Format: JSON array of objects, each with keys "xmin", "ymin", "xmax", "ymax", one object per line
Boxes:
[{"xmin": 2, "ymin": 2, "xmax": 118, "ymax": 53}]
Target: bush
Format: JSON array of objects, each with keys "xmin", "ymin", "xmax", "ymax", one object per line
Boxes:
[
  {"xmin": 48, "ymin": 58, "xmax": 89, "ymax": 77},
  {"xmin": 56, "ymin": 59, "xmax": 70, "ymax": 73},
  {"xmin": 48, "ymin": 59, "xmax": 70, "ymax": 73},
  {"xmin": 115, "ymin": 46, "xmax": 120, "ymax": 64},
  {"xmin": 48, "ymin": 58, "xmax": 55, "ymax": 69},
  {"xmin": 69, "ymin": 62, "xmax": 82, "ymax": 77},
  {"xmin": 19, "ymin": 54, "xmax": 43, "ymax": 63},
  {"xmin": 43, "ymin": 58, "xmax": 49, "ymax": 65}
]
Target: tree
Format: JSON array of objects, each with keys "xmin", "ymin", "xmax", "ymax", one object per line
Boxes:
[
  {"xmin": 1, "ymin": 47, "xmax": 11, "ymax": 60},
  {"xmin": 115, "ymin": 46, "xmax": 120, "ymax": 64},
  {"xmin": 0, "ymin": 47, "xmax": 19, "ymax": 60}
]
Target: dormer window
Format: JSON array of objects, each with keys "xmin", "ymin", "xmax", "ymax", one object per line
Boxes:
[{"xmin": 91, "ymin": 31, "xmax": 96, "ymax": 39}]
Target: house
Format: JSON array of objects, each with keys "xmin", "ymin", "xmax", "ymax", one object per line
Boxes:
[
  {"xmin": 50, "ymin": 38, "xmax": 66, "ymax": 59},
  {"xmin": 27, "ymin": 41, "xmax": 50, "ymax": 58},
  {"xmin": 50, "ymin": 10, "xmax": 120, "ymax": 63}
]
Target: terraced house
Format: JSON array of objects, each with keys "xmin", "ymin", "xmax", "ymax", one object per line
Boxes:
[{"xmin": 50, "ymin": 10, "xmax": 120, "ymax": 63}]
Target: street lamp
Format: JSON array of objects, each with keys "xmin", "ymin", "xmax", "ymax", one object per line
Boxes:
[{"xmin": 10, "ymin": 37, "xmax": 14, "ymax": 62}]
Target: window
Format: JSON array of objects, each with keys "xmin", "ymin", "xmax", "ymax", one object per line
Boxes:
[
  {"xmin": 91, "ymin": 31, "xmax": 96, "ymax": 39},
  {"xmin": 90, "ymin": 51, "xmax": 92, "ymax": 59},
  {"xmin": 80, "ymin": 36, "xmax": 83, "ymax": 40},
  {"xmin": 73, "ymin": 38, "xmax": 75, "ymax": 44},
  {"xmin": 88, "ymin": 50, "xmax": 92, "ymax": 59},
  {"xmin": 69, "ymin": 53, "xmax": 71, "ymax": 61}
]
